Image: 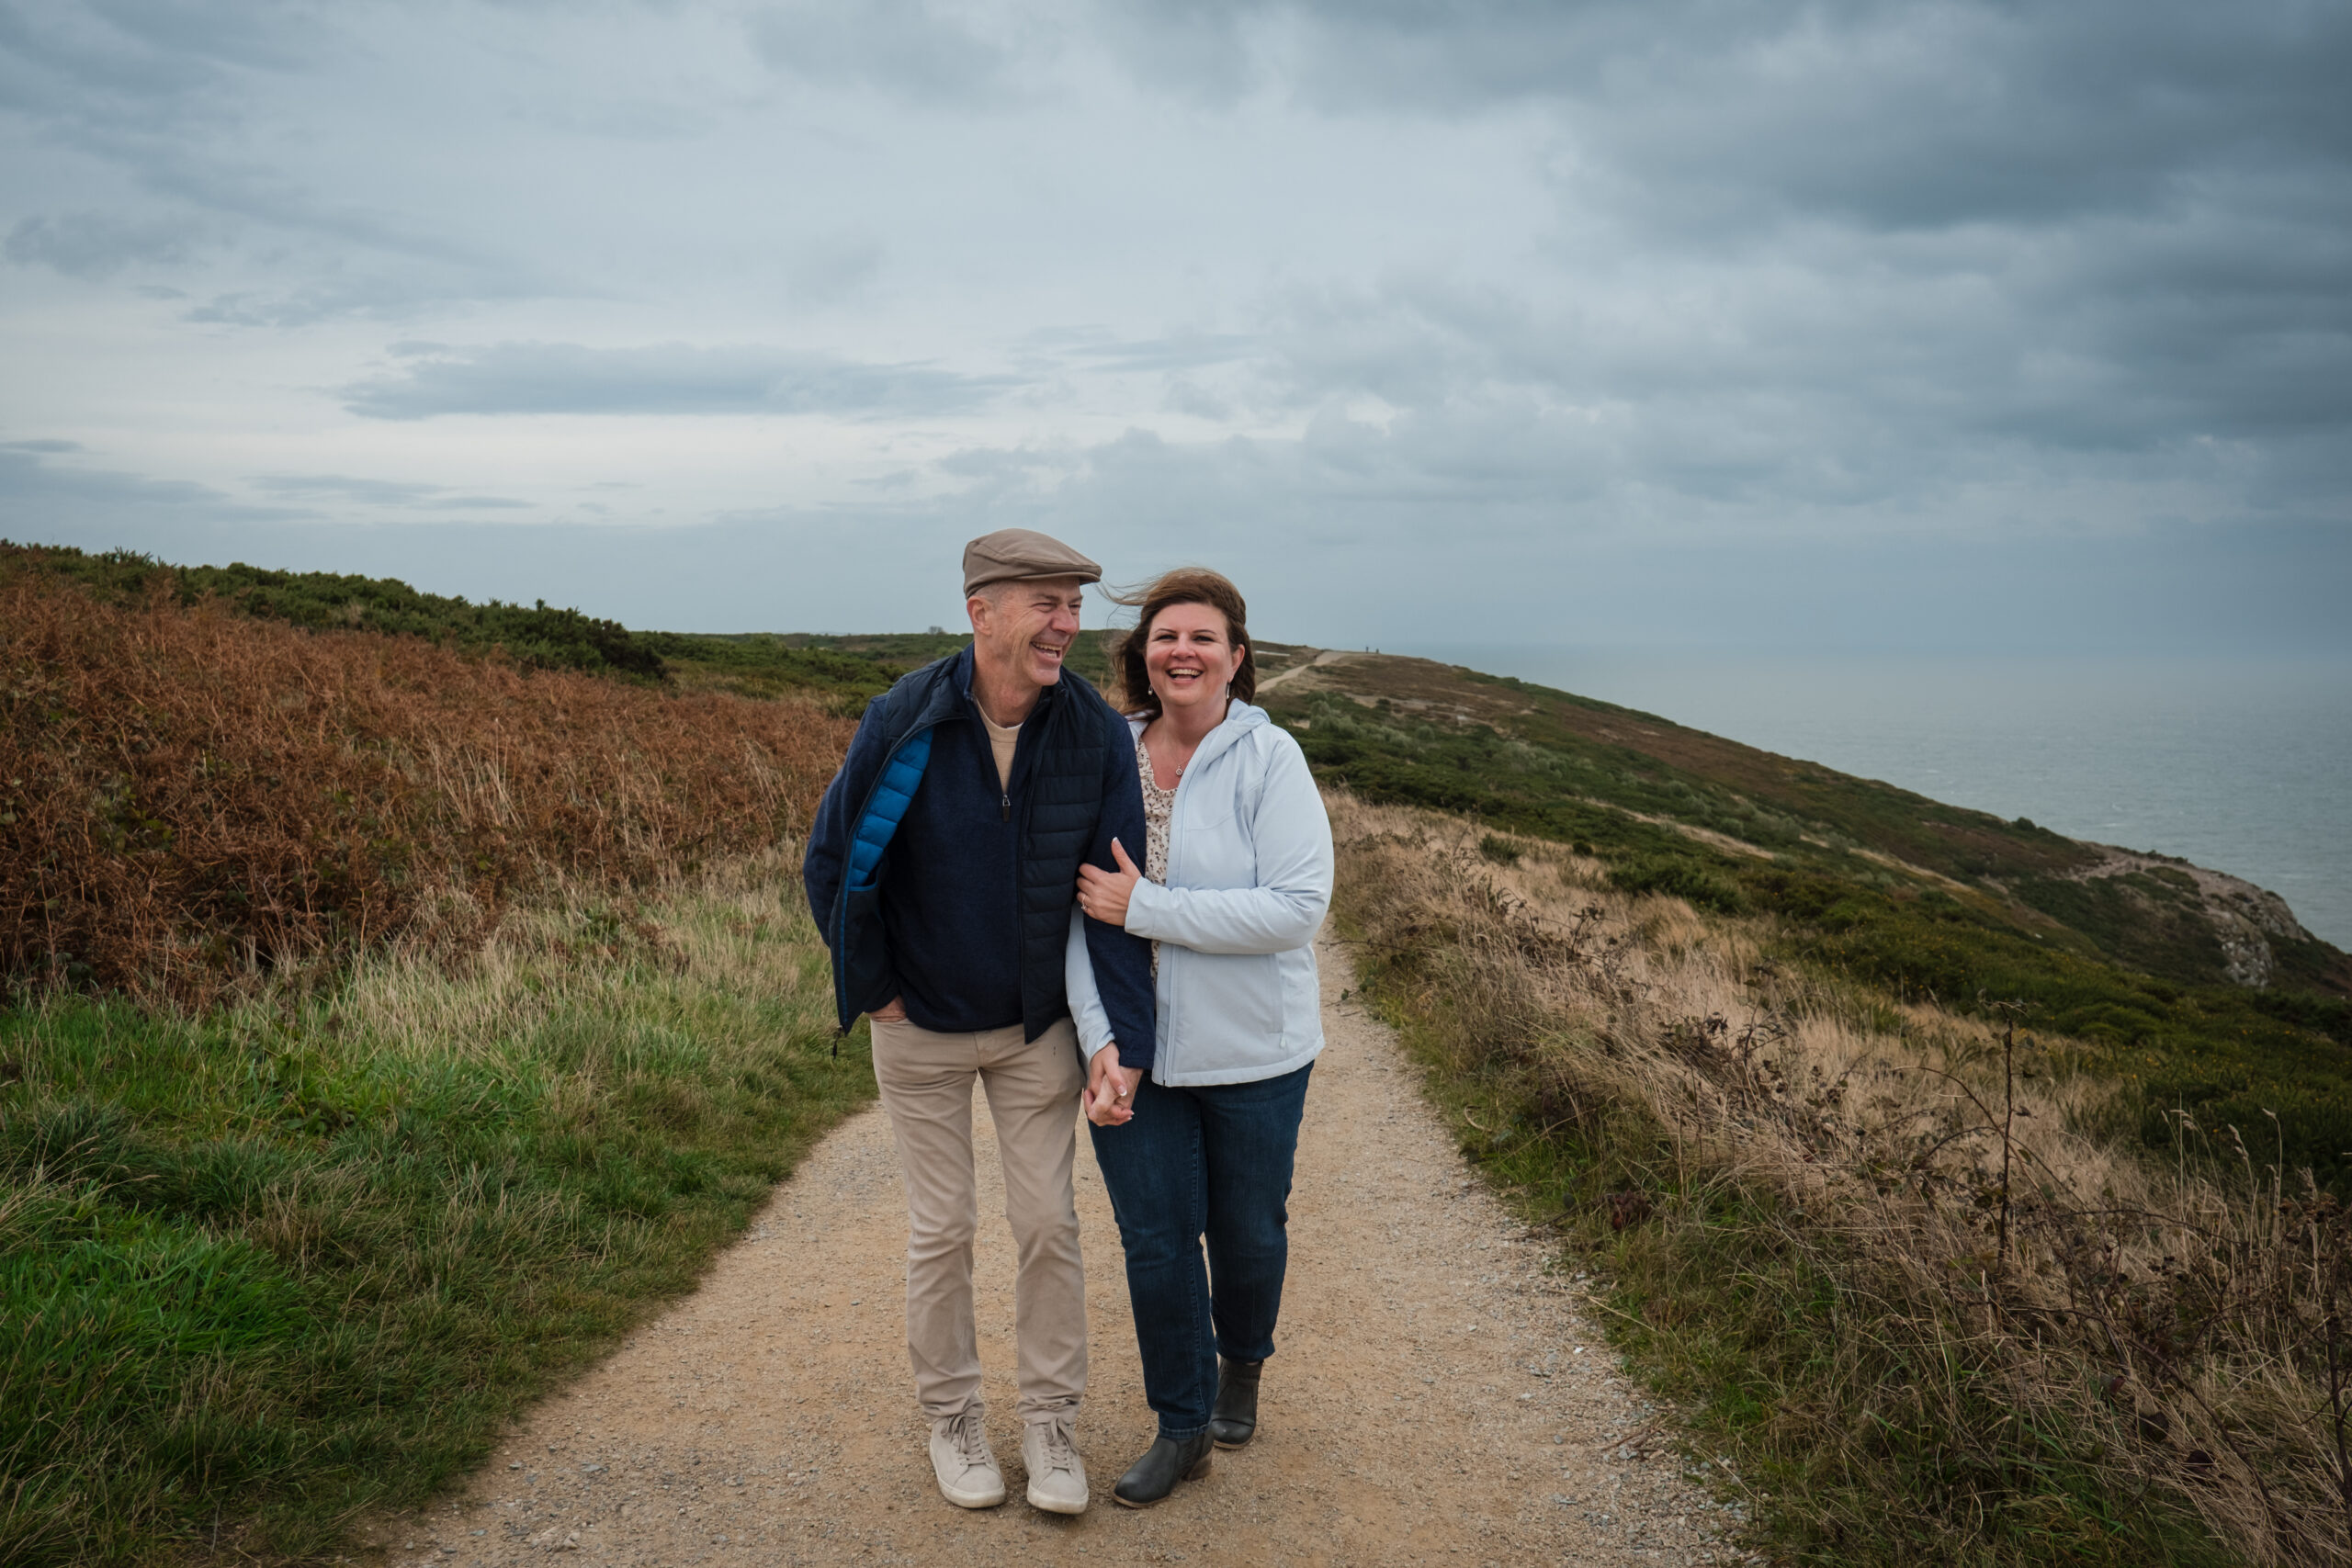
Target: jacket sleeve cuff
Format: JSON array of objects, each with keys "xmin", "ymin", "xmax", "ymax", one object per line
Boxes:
[{"xmin": 1123, "ymin": 878, "xmax": 1170, "ymax": 939}]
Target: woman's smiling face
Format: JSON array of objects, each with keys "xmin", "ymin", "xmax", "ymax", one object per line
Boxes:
[{"xmin": 1145, "ymin": 600, "xmax": 1245, "ymax": 717}]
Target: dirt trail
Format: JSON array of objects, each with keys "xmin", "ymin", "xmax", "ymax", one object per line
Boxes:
[
  {"xmin": 1255, "ymin": 649, "xmax": 1357, "ymax": 693},
  {"xmin": 363, "ymin": 939, "xmax": 1737, "ymax": 1567}
]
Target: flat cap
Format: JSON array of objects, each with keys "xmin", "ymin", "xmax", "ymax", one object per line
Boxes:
[{"xmin": 962, "ymin": 528, "xmax": 1102, "ymax": 598}]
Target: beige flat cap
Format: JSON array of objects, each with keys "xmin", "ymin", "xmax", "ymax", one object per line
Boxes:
[{"xmin": 962, "ymin": 528, "xmax": 1102, "ymax": 598}]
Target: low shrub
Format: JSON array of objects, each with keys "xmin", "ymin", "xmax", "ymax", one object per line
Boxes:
[
  {"xmin": 1609, "ymin": 853, "xmax": 1747, "ymax": 914},
  {"xmin": 1477, "ymin": 832, "xmax": 1522, "ymax": 864}
]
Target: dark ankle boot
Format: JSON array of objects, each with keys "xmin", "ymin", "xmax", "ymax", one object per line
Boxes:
[
  {"xmin": 1111, "ymin": 1429, "xmax": 1214, "ymax": 1508},
  {"xmin": 1209, "ymin": 1357, "xmax": 1263, "ymax": 1449}
]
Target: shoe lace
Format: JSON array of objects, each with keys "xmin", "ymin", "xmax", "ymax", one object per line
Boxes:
[
  {"xmin": 1038, "ymin": 1417, "xmax": 1077, "ymax": 1473},
  {"xmin": 950, "ymin": 1406, "xmax": 991, "ymax": 1467}
]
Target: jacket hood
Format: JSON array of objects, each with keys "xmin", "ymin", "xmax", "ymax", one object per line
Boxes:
[{"xmin": 1125, "ymin": 699, "xmax": 1271, "ymax": 769}]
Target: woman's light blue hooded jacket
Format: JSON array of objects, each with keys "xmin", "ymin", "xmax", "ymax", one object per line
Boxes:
[{"xmin": 1066, "ymin": 700, "xmax": 1334, "ymax": 1087}]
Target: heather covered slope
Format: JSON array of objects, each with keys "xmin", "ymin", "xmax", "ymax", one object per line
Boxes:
[
  {"xmin": 1247, "ymin": 646, "xmax": 2352, "ymax": 1192},
  {"xmin": 0, "ymin": 554, "xmax": 854, "ymax": 1003},
  {"xmin": 0, "ymin": 540, "xmax": 972, "ymax": 710},
  {"xmin": 1253, "ymin": 645, "xmax": 2346, "ymax": 998}
]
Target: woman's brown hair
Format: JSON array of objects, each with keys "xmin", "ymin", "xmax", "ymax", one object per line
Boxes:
[{"xmin": 1107, "ymin": 568, "xmax": 1256, "ymax": 721}]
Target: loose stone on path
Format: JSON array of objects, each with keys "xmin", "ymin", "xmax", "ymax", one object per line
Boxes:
[{"xmin": 358, "ymin": 936, "xmax": 1739, "ymax": 1566}]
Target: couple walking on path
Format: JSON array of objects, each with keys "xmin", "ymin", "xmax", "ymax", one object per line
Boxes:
[{"xmin": 801, "ymin": 529, "xmax": 1334, "ymax": 1517}]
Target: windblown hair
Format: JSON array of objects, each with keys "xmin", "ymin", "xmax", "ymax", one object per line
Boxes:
[{"xmin": 1107, "ymin": 567, "xmax": 1256, "ymax": 721}]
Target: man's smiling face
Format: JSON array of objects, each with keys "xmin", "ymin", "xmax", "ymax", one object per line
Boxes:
[{"xmin": 969, "ymin": 576, "xmax": 1086, "ymax": 697}]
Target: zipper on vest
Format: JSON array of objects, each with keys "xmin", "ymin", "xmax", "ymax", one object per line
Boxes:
[{"xmin": 1001, "ymin": 790, "xmax": 1010, "ymax": 822}]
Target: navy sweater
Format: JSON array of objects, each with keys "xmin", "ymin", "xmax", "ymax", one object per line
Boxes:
[{"xmin": 804, "ymin": 651, "xmax": 1157, "ymax": 1067}]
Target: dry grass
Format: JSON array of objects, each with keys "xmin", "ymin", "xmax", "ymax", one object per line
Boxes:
[
  {"xmin": 1333, "ymin": 791, "xmax": 2352, "ymax": 1566},
  {"xmin": 0, "ymin": 570, "xmax": 854, "ymax": 1003}
]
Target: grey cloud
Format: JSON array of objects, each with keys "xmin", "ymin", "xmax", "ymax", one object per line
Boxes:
[
  {"xmin": 1090, "ymin": 1, "xmax": 1262, "ymax": 103},
  {"xmin": 1562, "ymin": 5, "xmax": 2352, "ymax": 238},
  {"xmin": 71, "ymin": 0, "xmax": 323, "ymax": 75},
  {"xmin": 1161, "ymin": 378, "xmax": 1233, "ymax": 420},
  {"xmin": 936, "ymin": 446, "xmax": 1070, "ymax": 480},
  {"xmin": 6, "ymin": 211, "xmax": 209, "ymax": 277},
  {"xmin": 749, "ymin": 0, "xmax": 1024, "ymax": 103},
  {"xmin": 1, "ymin": 7, "xmax": 552, "ymax": 320},
  {"xmin": 1249, "ymin": 228, "xmax": 2352, "ymax": 510},
  {"xmin": 246, "ymin": 473, "xmax": 532, "ymax": 510},
  {"xmin": 783, "ymin": 232, "xmax": 886, "ymax": 305},
  {"xmin": 1062, "ymin": 333, "xmax": 1259, "ymax": 374},
  {"xmin": 140, "ymin": 146, "xmax": 550, "ymax": 323},
  {"xmin": 338, "ymin": 342, "xmax": 1011, "ymax": 420},
  {"xmin": 1102, "ymin": 2, "xmax": 2351, "ymax": 232},
  {"xmin": 0, "ymin": 443, "xmax": 306, "ymax": 530},
  {"xmin": 3, "ymin": 438, "xmax": 83, "ymax": 453},
  {"xmin": 0, "ymin": 2, "xmax": 311, "ymax": 138},
  {"xmin": 178, "ymin": 262, "xmax": 546, "ymax": 327},
  {"xmin": 508, "ymin": 92, "xmax": 715, "ymax": 143},
  {"xmin": 247, "ymin": 473, "xmax": 446, "ymax": 504}
]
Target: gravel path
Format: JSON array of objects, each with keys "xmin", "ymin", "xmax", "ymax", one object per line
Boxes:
[{"xmin": 362, "ymin": 938, "xmax": 1738, "ymax": 1567}]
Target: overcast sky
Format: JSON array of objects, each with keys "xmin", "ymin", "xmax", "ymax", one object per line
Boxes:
[{"xmin": 3, "ymin": 0, "xmax": 2346, "ymax": 649}]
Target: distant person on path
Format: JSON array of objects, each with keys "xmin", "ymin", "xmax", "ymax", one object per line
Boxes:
[
  {"xmin": 803, "ymin": 529, "xmax": 1154, "ymax": 1518},
  {"xmin": 1067, "ymin": 568, "xmax": 1335, "ymax": 1508}
]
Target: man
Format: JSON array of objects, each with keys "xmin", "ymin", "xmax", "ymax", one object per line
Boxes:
[{"xmin": 803, "ymin": 528, "xmax": 1153, "ymax": 1517}]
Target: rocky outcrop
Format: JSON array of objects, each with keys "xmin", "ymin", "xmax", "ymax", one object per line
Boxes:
[{"xmin": 2069, "ymin": 847, "xmax": 2316, "ymax": 988}]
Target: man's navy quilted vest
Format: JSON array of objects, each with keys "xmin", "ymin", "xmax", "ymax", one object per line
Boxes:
[{"xmin": 825, "ymin": 650, "xmax": 1112, "ymax": 1041}]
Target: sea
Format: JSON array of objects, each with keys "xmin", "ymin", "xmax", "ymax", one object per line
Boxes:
[{"xmin": 1404, "ymin": 646, "xmax": 2352, "ymax": 952}]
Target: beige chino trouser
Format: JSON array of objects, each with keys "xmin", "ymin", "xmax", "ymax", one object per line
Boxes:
[{"xmin": 869, "ymin": 1015, "xmax": 1088, "ymax": 1424}]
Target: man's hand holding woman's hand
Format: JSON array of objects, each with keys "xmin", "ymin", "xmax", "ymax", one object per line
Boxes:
[
  {"xmin": 1075, "ymin": 839, "xmax": 1144, "ymax": 928},
  {"xmin": 1083, "ymin": 1044, "xmax": 1140, "ymax": 1127}
]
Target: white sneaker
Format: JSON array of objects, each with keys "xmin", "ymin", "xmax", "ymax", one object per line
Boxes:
[
  {"xmin": 929, "ymin": 1405, "xmax": 1006, "ymax": 1509},
  {"xmin": 1022, "ymin": 1416, "xmax": 1089, "ymax": 1516}
]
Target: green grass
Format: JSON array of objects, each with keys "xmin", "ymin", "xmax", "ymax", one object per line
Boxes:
[{"xmin": 0, "ymin": 854, "xmax": 873, "ymax": 1565}]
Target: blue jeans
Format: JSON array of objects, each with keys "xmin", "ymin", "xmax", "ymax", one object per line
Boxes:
[{"xmin": 1088, "ymin": 1062, "xmax": 1313, "ymax": 1439}]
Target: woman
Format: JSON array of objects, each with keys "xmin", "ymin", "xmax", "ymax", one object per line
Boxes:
[{"xmin": 1065, "ymin": 568, "xmax": 1334, "ymax": 1508}]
